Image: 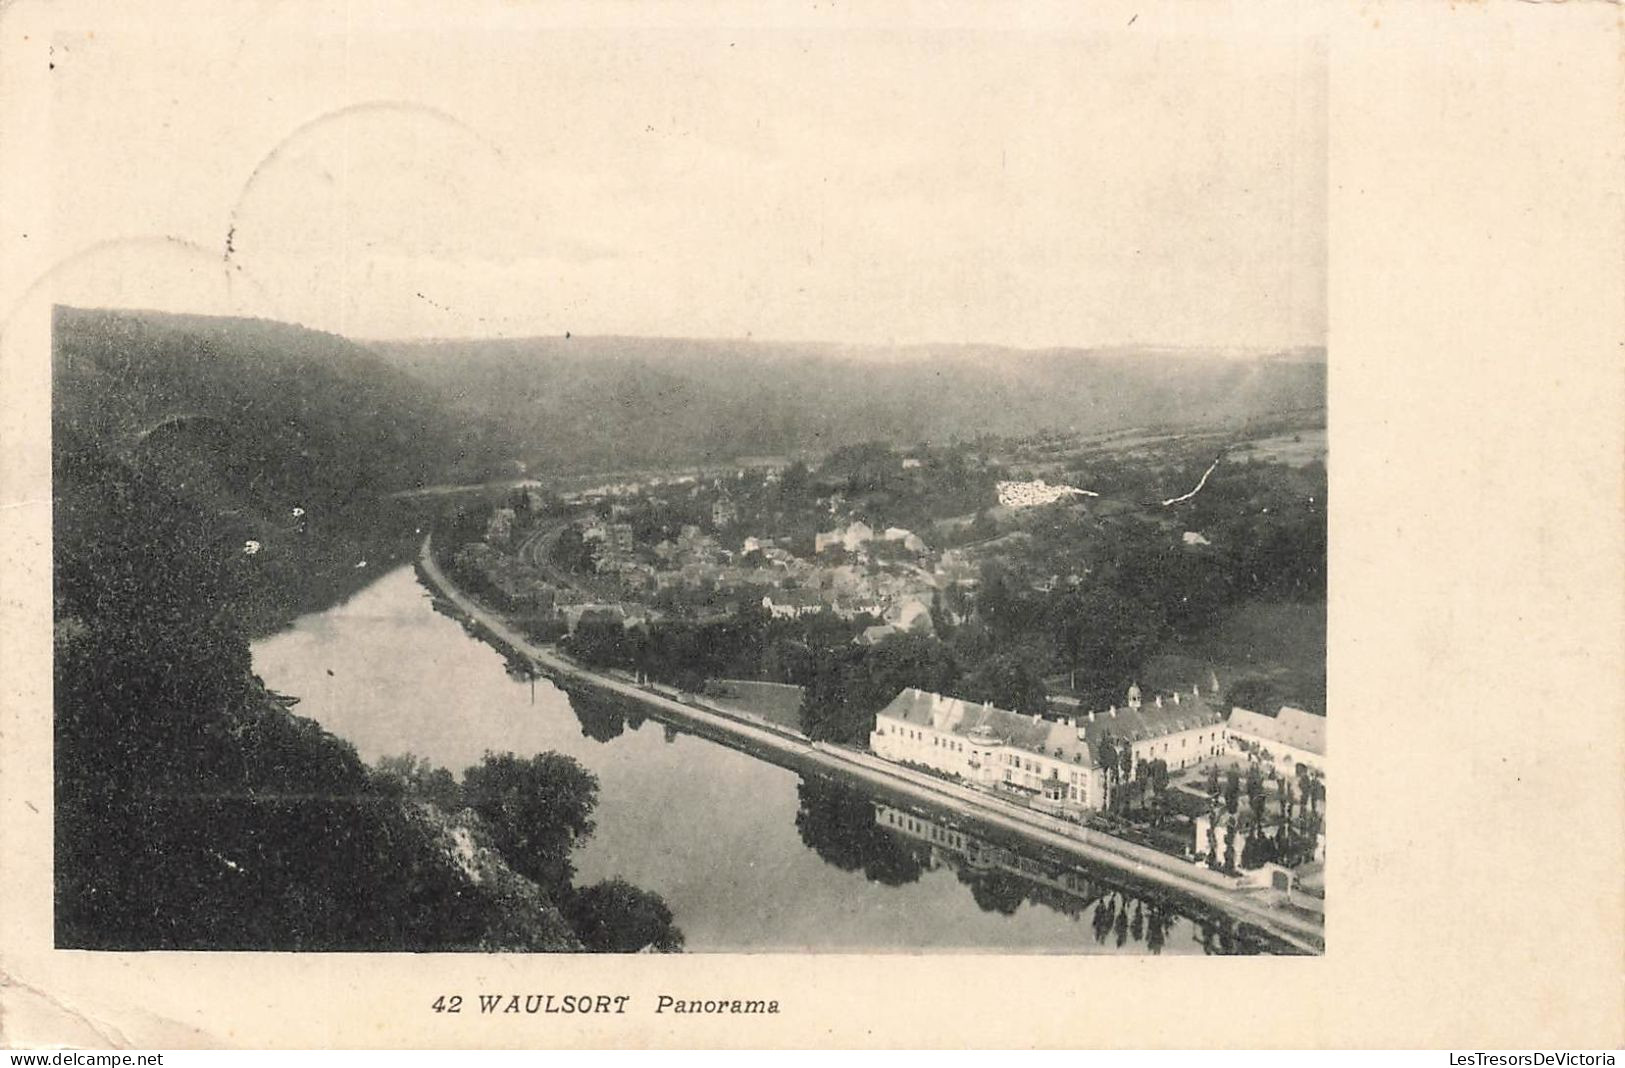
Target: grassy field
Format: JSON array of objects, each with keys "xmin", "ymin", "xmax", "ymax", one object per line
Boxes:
[
  {"xmin": 1233, "ymin": 428, "xmax": 1327, "ymax": 468},
  {"xmin": 1152, "ymin": 599, "xmax": 1326, "ymax": 714},
  {"xmin": 704, "ymin": 679, "xmax": 807, "ymax": 732}
]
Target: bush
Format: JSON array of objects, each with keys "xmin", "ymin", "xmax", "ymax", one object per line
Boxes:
[{"xmin": 564, "ymin": 879, "xmax": 684, "ymax": 953}]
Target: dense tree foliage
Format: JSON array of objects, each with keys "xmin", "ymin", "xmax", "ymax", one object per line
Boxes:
[
  {"xmin": 372, "ymin": 753, "xmax": 464, "ymax": 811},
  {"xmin": 548, "ymin": 526, "xmax": 598, "ymax": 574},
  {"xmin": 51, "ymin": 309, "xmax": 684, "ymax": 953},
  {"xmin": 462, "ymin": 753, "xmax": 599, "ymax": 898},
  {"xmin": 565, "ymin": 879, "xmax": 685, "ymax": 953},
  {"xmin": 52, "ymin": 437, "xmax": 579, "ymax": 949},
  {"xmin": 562, "ymin": 602, "xmax": 860, "ymax": 698},
  {"xmin": 797, "ymin": 633, "xmax": 961, "ymax": 744},
  {"xmin": 956, "ymin": 649, "xmax": 1051, "ymax": 718}
]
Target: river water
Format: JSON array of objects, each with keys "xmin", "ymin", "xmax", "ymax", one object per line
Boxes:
[{"xmin": 251, "ymin": 564, "xmax": 1268, "ymax": 954}]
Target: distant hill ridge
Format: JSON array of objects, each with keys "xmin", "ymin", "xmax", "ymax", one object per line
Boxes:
[
  {"xmin": 52, "ymin": 306, "xmax": 1323, "ymax": 483},
  {"xmin": 369, "ymin": 334, "xmax": 1326, "ymax": 473}
]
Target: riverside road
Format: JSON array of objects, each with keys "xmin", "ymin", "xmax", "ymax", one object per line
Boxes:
[{"xmin": 418, "ymin": 535, "xmax": 1324, "ymax": 954}]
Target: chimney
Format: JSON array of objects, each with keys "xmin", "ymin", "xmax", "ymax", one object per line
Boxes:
[
  {"xmin": 1173, "ymin": 692, "xmax": 1180, "ymax": 705},
  {"xmin": 1193, "ymin": 684, "xmax": 1201, "ymax": 698},
  {"xmin": 1109, "ymin": 706, "xmax": 1117, "ymax": 719},
  {"xmin": 1088, "ymin": 709, "xmax": 1096, "ymax": 723},
  {"xmin": 1155, "ymin": 694, "xmax": 1163, "ymax": 708}
]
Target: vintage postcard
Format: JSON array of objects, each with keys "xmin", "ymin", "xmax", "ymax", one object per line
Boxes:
[{"xmin": 0, "ymin": 0, "xmax": 1619, "ymax": 1051}]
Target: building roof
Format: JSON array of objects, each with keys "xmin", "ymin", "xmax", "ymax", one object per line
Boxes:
[
  {"xmin": 1226, "ymin": 705, "xmax": 1326, "ymax": 757},
  {"xmin": 876, "ymin": 688, "xmax": 1095, "ymax": 768},
  {"xmin": 857, "ymin": 624, "xmax": 899, "ymax": 645},
  {"xmin": 1071, "ymin": 691, "xmax": 1225, "ymax": 749}
]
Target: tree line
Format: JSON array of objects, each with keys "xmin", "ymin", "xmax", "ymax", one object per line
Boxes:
[
  {"xmin": 53, "ymin": 425, "xmax": 679, "ymax": 951},
  {"xmin": 374, "ymin": 752, "xmax": 683, "ymax": 953}
]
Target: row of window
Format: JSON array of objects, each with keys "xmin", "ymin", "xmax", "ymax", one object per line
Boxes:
[
  {"xmin": 886, "ymin": 724, "xmax": 972, "ymax": 755},
  {"xmin": 881, "ymin": 810, "xmax": 968, "ymax": 850},
  {"xmin": 887, "ymin": 721, "xmax": 1225, "ymax": 785},
  {"xmin": 1134, "ymin": 729, "xmax": 1225, "ymax": 758},
  {"xmin": 885, "ymin": 722, "xmax": 1092, "ymax": 783}
]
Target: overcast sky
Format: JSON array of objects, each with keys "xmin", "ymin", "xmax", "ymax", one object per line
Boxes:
[{"xmin": 23, "ymin": 1, "xmax": 1326, "ymax": 350}]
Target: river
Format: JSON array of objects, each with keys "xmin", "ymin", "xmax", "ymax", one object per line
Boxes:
[{"xmin": 251, "ymin": 563, "xmax": 1270, "ymax": 954}]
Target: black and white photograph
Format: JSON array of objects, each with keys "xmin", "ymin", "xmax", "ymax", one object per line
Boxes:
[
  {"xmin": 6, "ymin": 0, "xmax": 1622, "ymax": 1053},
  {"xmin": 42, "ymin": 12, "xmax": 1328, "ymax": 958}
]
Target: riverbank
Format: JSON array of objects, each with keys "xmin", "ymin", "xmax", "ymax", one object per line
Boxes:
[{"xmin": 417, "ymin": 536, "xmax": 1324, "ymax": 954}]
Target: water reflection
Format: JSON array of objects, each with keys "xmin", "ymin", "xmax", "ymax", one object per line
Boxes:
[
  {"xmin": 566, "ymin": 687, "xmax": 649, "ymax": 743},
  {"xmin": 795, "ymin": 780, "xmax": 1266, "ymax": 955},
  {"xmin": 252, "ymin": 564, "xmax": 1284, "ymax": 953},
  {"xmin": 524, "ymin": 684, "xmax": 1273, "ymax": 953},
  {"xmin": 793, "ymin": 778, "xmax": 929, "ymax": 888},
  {"xmin": 485, "ymin": 681, "xmax": 1273, "ymax": 954}
]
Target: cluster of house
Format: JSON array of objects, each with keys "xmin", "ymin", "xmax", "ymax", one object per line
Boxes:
[
  {"xmin": 581, "ymin": 518, "xmax": 654, "ymax": 585},
  {"xmin": 582, "ymin": 519, "xmax": 754, "ymax": 592},
  {"xmin": 561, "ymin": 601, "xmax": 658, "ymax": 633},
  {"xmin": 756, "ymin": 552, "xmax": 937, "ymax": 625},
  {"xmin": 453, "ymin": 541, "xmax": 561, "ymax": 613},
  {"xmin": 573, "ymin": 506, "xmax": 944, "ymax": 618},
  {"xmin": 869, "ymin": 683, "xmax": 1326, "ymax": 814},
  {"xmin": 813, "ymin": 520, "xmax": 928, "ymax": 556},
  {"xmin": 474, "ymin": 472, "xmax": 1001, "ymax": 650},
  {"xmin": 646, "ymin": 526, "xmax": 816, "ymax": 596},
  {"xmin": 760, "ymin": 583, "xmax": 936, "ymax": 632}
]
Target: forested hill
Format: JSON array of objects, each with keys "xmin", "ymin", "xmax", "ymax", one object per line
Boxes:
[
  {"xmin": 51, "ymin": 307, "xmax": 571, "ymax": 950},
  {"xmin": 55, "ymin": 306, "xmax": 518, "ymax": 500},
  {"xmin": 53, "ymin": 306, "xmax": 522, "ymax": 633},
  {"xmin": 370, "ymin": 335, "xmax": 1326, "ymax": 473},
  {"xmin": 51, "ymin": 308, "xmax": 681, "ymax": 951}
]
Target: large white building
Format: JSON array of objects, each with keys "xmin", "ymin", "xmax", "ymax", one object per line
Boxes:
[
  {"xmin": 1225, "ymin": 705, "xmax": 1326, "ymax": 775},
  {"xmin": 869, "ymin": 684, "xmax": 1232, "ymax": 812},
  {"xmin": 1089, "ymin": 682, "xmax": 1230, "ymax": 774},
  {"xmin": 871, "ymin": 689, "xmax": 1103, "ymax": 807}
]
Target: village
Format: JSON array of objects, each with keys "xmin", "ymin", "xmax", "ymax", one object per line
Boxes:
[
  {"xmin": 446, "ymin": 447, "xmax": 998, "ymax": 639},
  {"xmin": 430, "ymin": 430, "xmax": 1328, "ymax": 903}
]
